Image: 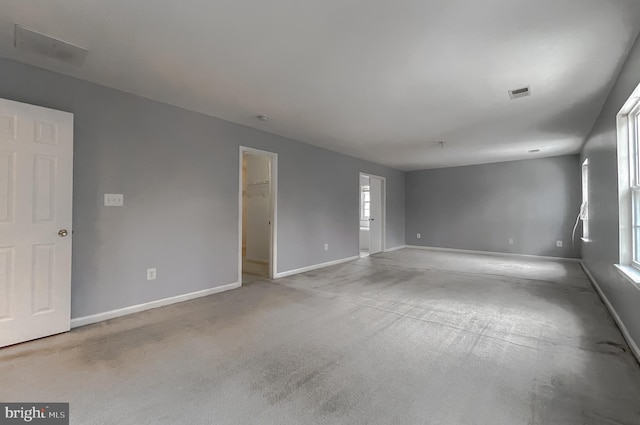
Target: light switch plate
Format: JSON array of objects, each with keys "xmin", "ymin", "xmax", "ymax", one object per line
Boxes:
[
  {"xmin": 104, "ymin": 193, "xmax": 124, "ymax": 207},
  {"xmin": 556, "ymin": 240, "xmax": 563, "ymax": 247}
]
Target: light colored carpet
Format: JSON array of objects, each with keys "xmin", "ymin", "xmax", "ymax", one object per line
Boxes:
[{"xmin": 1, "ymin": 248, "xmax": 639, "ymax": 424}]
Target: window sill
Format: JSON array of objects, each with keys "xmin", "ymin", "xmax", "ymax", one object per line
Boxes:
[{"xmin": 614, "ymin": 264, "xmax": 640, "ymax": 290}]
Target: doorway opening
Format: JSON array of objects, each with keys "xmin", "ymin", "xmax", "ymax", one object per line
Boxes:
[
  {"xmin": 359, "ymin": 173, "xmax": 385, "ymax": 257},
  {"xmin": 239, "ymin": 147, "xmax": 277, "ymax": 283}
]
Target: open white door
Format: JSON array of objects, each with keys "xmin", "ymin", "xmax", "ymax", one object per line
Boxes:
[
  {"xmin": 0, "ymin": 98, "xmax": 73, "ymax": 348},
  {"xmin": 369, "ymin": 177, "xmax": 383, "ymax": 254}
]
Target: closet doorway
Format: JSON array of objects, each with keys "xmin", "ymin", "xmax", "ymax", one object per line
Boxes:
[{"xmin": 239, "ymin": 147, "xmax": 277, "ymax": 281}]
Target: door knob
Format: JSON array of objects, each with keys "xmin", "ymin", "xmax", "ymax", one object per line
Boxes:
[
  {"xmin": 370, "ymin": 218, "xmax": 375, "ymax": 221},
  {"xmin": 58, "ymin": 229, "xmax": 68, "ymax": 237}
]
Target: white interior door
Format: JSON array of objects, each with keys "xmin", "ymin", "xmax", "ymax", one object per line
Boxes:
[
  {"xmin": 369, "ymin": 177, "xmax": 383, "ymax": 254},
  {"xmin": 0, "ymin": 98, "xmax": 73, "ymax": 348}
]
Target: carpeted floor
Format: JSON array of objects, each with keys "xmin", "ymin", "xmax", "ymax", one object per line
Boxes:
[{"xmin": 1, "ymin": 248, "xmax": 639, "ymax": 424}]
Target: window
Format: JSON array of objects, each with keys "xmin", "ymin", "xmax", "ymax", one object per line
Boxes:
[
  {"xmin": 581, "ymin": 158, "xmax": 589, "ymax": 240},
  {"xmin": 616, "ymin": 83, "xmax": 640, "ymax": 284},
  {"xmin": 630, "ymin": 101, "xmax": 640, "ymax": 267},
  {"xmin": 360, "ymin": 185, "xmax": 370, "ymax": 220}
]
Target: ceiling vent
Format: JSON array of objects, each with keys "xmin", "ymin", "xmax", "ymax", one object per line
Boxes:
[
  {"xmin": 508, "ymin": 86, "xmax": 531, "ymax": 100},
  {"xmin": 14, "ymin": 25, "xmax": 87, "ymax": 67}
]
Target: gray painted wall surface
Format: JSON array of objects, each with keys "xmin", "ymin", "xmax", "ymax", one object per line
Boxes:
[
  {"xmin": 581, "ymin": 34, "xmax": 640, "ymax": 348},
  {"xmin": 0, "ymin": 58, "xmax": 405, "ymax": 319},
  {"xmin": 405, "ymin": 156, "xmax": 581, "ymax": 258}
]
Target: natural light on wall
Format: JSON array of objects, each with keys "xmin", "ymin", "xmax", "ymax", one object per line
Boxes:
[{"xmin": 616, "ymin": 82, "xmax": 640, "ymax": 286}]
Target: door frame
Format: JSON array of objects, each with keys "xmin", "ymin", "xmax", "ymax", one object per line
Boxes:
[
  {"xmin": 359, "ymin": 172, "xmax": 386, "ymax": 254},
  {"xmin": 238, "ymin": 146, "xmax": 278, "ymax": 281}
]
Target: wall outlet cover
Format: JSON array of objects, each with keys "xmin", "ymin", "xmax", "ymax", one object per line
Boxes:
[
  {"xmin": 147, "ymin": 268, "xmax": 157, "ymax": 280},
  {"xmin": 556, "ymin": 240, "xmax": 563, "ymax": 247},
  {"xmin": 324, "ymin": 244, "xmax": 329, "ymax": 251},
  {"xmin": 417, "ymin": 233, "xmax": 421, "ymax": 239},
  {"xmin": 509, "ymin": 238, "xmax": 514, "ymax": 245}
]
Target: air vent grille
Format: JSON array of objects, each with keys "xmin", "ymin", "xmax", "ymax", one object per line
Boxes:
[
  {"xmin": 508, "ymin": 86, "xmax": 531, "ymax": 100},
  {"xmin": 14, "ymin": 25, "xmax": 87, "ymax": 67}
]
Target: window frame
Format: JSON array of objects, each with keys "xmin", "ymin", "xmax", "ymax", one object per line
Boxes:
[
  {"xmin": 360, "ymin": 184, "xmax": 370, "ymax": 221},
  {"xmin": 615, "ymin": 83, "xmax": 640, "ymax": 286},
  {"xmin": 581, "ymin": 158, "xmax": 589, "ymax": 241},
  {"xmin": 630, "ymin": 101, "xmax": 640, "ymax": 269}
]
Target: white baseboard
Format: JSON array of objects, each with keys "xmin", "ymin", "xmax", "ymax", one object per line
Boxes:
[
  {"xmin": 71, "ymin": 282, "xmax": 241, "ymax": 329},
  {"xmin": 580, "ymin": 262, "xmax": 640, "ymax": 364},
  {"xmin": 275, "ymin": 255, "xmax": 359, "ymax": 278},
  {"xmin": 405, "ymin": 245, "xmax": 581, "ymax": 263},
  {"xmin": 384, "ymin": 245, "xmax": 406, "ymax": 252}
]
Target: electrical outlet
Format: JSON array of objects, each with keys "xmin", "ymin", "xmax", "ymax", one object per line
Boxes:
[
  {"xmin": 104, "ymin": 193, "xmax": 124, "ymax": 207},
  {"xmin": 324, "ymin": 244, "xmax": 329, "ymax": 251},
  {"xmin": 417, "ymin": 233, "xmax": 421, "ymax": 239},
  {"xmin": 508, "ymin": 238, "xmax": 514, "ymax": 245},
  {"xmin": 556, "ymin": 240, "xmax": 563, "ymax": 248},
  {"xmin": 147, "ymin": 268, "xmax": 157, "ymax": 280}
]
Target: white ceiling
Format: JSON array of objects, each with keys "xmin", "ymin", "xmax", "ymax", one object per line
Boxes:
[{"xmin": 1, "ymin": 0, "xmax": 639, "ymax": 170}]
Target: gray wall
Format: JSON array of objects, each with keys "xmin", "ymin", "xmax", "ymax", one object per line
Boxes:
[
  {"xmin": 405, "ymin": 156, "xmax": 581, "ymax": 258},
  {"xmin": 0, "ymin": 58, "xmax": 405, "ymax": 319},
  {"xmin": 581, "ymin": 33, "xmax": 640, "ymax": 348}
]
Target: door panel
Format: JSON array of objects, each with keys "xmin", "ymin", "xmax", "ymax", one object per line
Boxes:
[
  {"xmin": 0, "ymin": 152, "xmax": 15, "ymax": 223},
  {"xmin": 33, "ymin": 155, "xmax": 57, "ymax": 223},
  {"xmin": 0, "ymin": 246, "xmax": 13, "ymax": 320},
  {"xmin": 370, "ymin": 177, "xmax": 383, "ymax": 254},
  {"xmin": 0, "ymin": 98, "xmax": 73, "ymax": 348}
]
